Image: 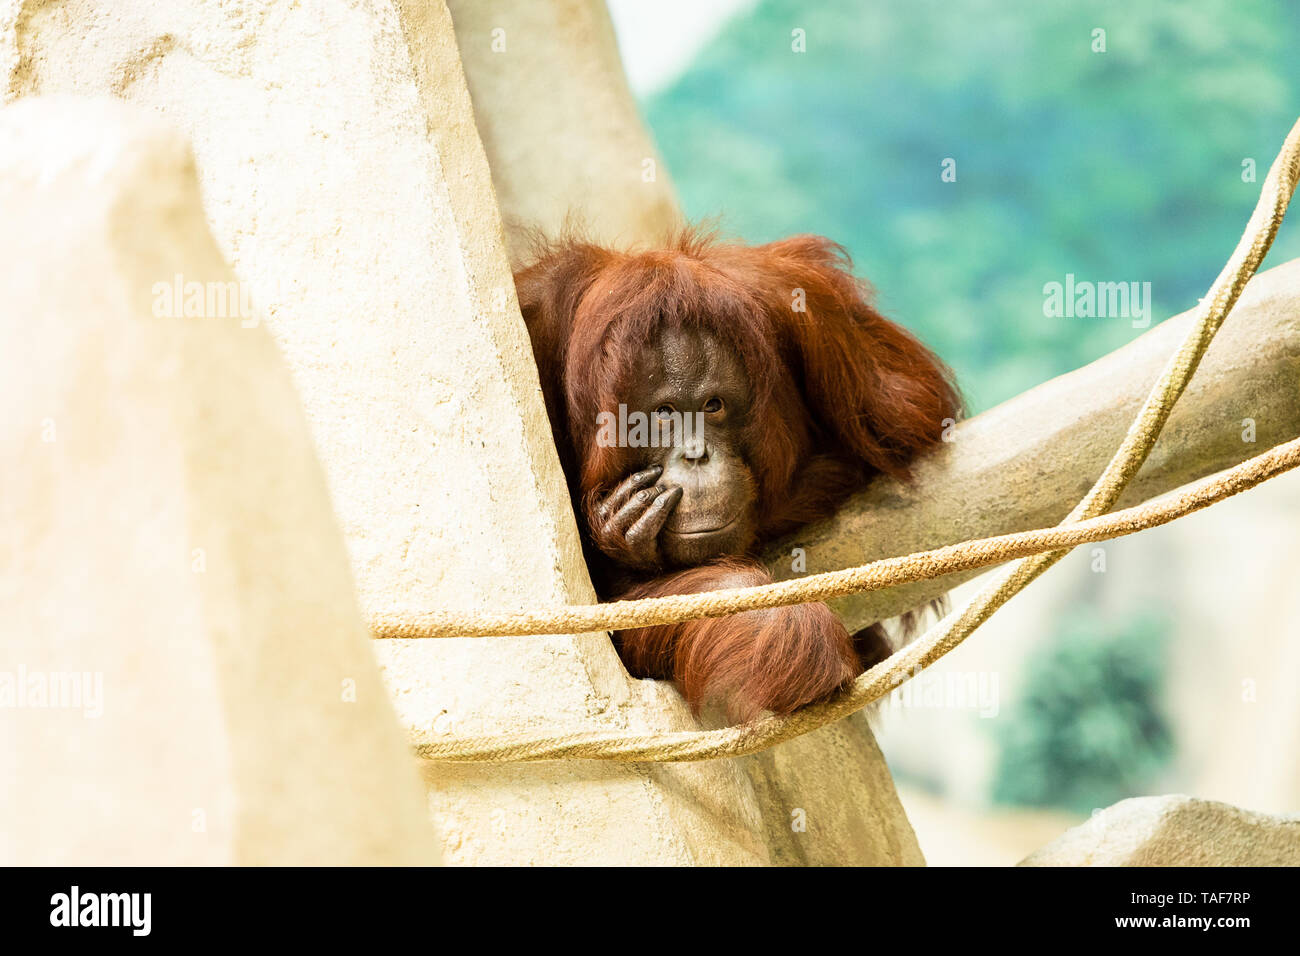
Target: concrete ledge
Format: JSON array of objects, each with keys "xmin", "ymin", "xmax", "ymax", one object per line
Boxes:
[{"xmin": 769, "ymin": 258, "xmax": 1300, "ymax": 630}]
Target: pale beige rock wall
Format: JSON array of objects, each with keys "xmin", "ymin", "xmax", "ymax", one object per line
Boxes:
[
  {"xmin": 3, "ymin": 0, "xmax": 921, "ymax": 865},
  {"xmin": 445, "ymin": 0, "xmax": 683, "ymax": 264},
  {"xmin": 1021, "ymin": 795, "xmax": 1300, "ymax": 866},
  {"xmin": 0, "ymin": 96, "xmax": 438, "ymax": 865}
]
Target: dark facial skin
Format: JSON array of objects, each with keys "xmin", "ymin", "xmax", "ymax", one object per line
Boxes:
[{"xmin": 589, "ymin": 327, "xmax": 759, "ymax": 568}]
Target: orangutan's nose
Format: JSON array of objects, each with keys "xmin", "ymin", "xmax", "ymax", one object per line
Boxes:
[{"xmin": 680, "ymin": 436, "xmax": 709, "ymax": 463}]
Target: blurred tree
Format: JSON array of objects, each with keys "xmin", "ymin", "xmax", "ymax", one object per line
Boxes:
[
  {"xmin": 990, "ymin": 609, "xmax": 1174, "ymax": 813},
  {"xmin": 645, "ymin": 0, "xmax": 1300, "ymax": 410}
]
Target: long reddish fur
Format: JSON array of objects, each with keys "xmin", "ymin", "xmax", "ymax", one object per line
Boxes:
[{"xmin": 515, "ymin": 228, "xmax": 960, "ymax": 720}]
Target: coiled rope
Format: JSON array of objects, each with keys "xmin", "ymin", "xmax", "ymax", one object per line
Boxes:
[{"xmin": 379, "ymin": 117, "xmax": 1300, "ymax": 763}]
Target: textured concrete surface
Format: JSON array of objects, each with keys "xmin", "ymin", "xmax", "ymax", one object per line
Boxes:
[
  {"xmin": 0, "ymin": 97, "xmax": 438, "ymax": 865},
  {"xmin": 770, "ymin": 258, "xmax": 1300, "ymax": 631},
  {"xmin": 3, "ymin": 0, "xmax": 922, "ymax": 865},
  {"xmin": 1020, "ymin": 795, "xmax": 1300, "ymax": 866},
  {"xmin": 446, "ymin": 0, "xmax": 683, "ymax": 264}
]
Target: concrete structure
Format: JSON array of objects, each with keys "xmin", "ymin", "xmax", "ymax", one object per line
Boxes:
[
  {"xmin": 446, "ymin": 0, "xmax": 683, "ymax": 265},
  {"xmin": 3, "ymin": 0, "xmax": 921, "ymax": 864},
  {"xmin": 0, "ymin": 97, "xmax": 438, "ymax": 865},
  {"xmin": 1021, "ymin": 795, "xmax": 1300, "ymax": 866}
]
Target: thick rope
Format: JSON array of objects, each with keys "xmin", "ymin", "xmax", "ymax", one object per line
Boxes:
[
  {"xmin": 401, "ymin": 117, "xmax": 1300, "ymax": 762},
  {"xmin": 375, "ymin": 438, "xmax": 1300, "ymax": 640},
  {"xmin": 409, "ymin": 442, "xmax": 1300, "ymax": 762}
]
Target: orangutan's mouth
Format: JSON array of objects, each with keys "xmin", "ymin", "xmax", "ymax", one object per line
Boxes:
[{"xmin": 664, "ymin": 514, "xmax": 741, "ymax": 538}]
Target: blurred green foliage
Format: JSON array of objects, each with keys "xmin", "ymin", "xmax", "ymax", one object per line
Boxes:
[
  {"xmin": 990, "ymin": 609, "xmax": 1174, "ymax": 813},
  {"xmin": 645, "ymin": 0, "xmax": 1300, "ymax": 411}
]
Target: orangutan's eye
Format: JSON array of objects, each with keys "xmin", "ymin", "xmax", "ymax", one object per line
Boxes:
[
  {"xmin": 703, "ymin": 397, "xmax": 724, "ymax": 413},
  {"xmin": 654, "ymin": 404, "xmax": 675, "ymax": 418}
]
